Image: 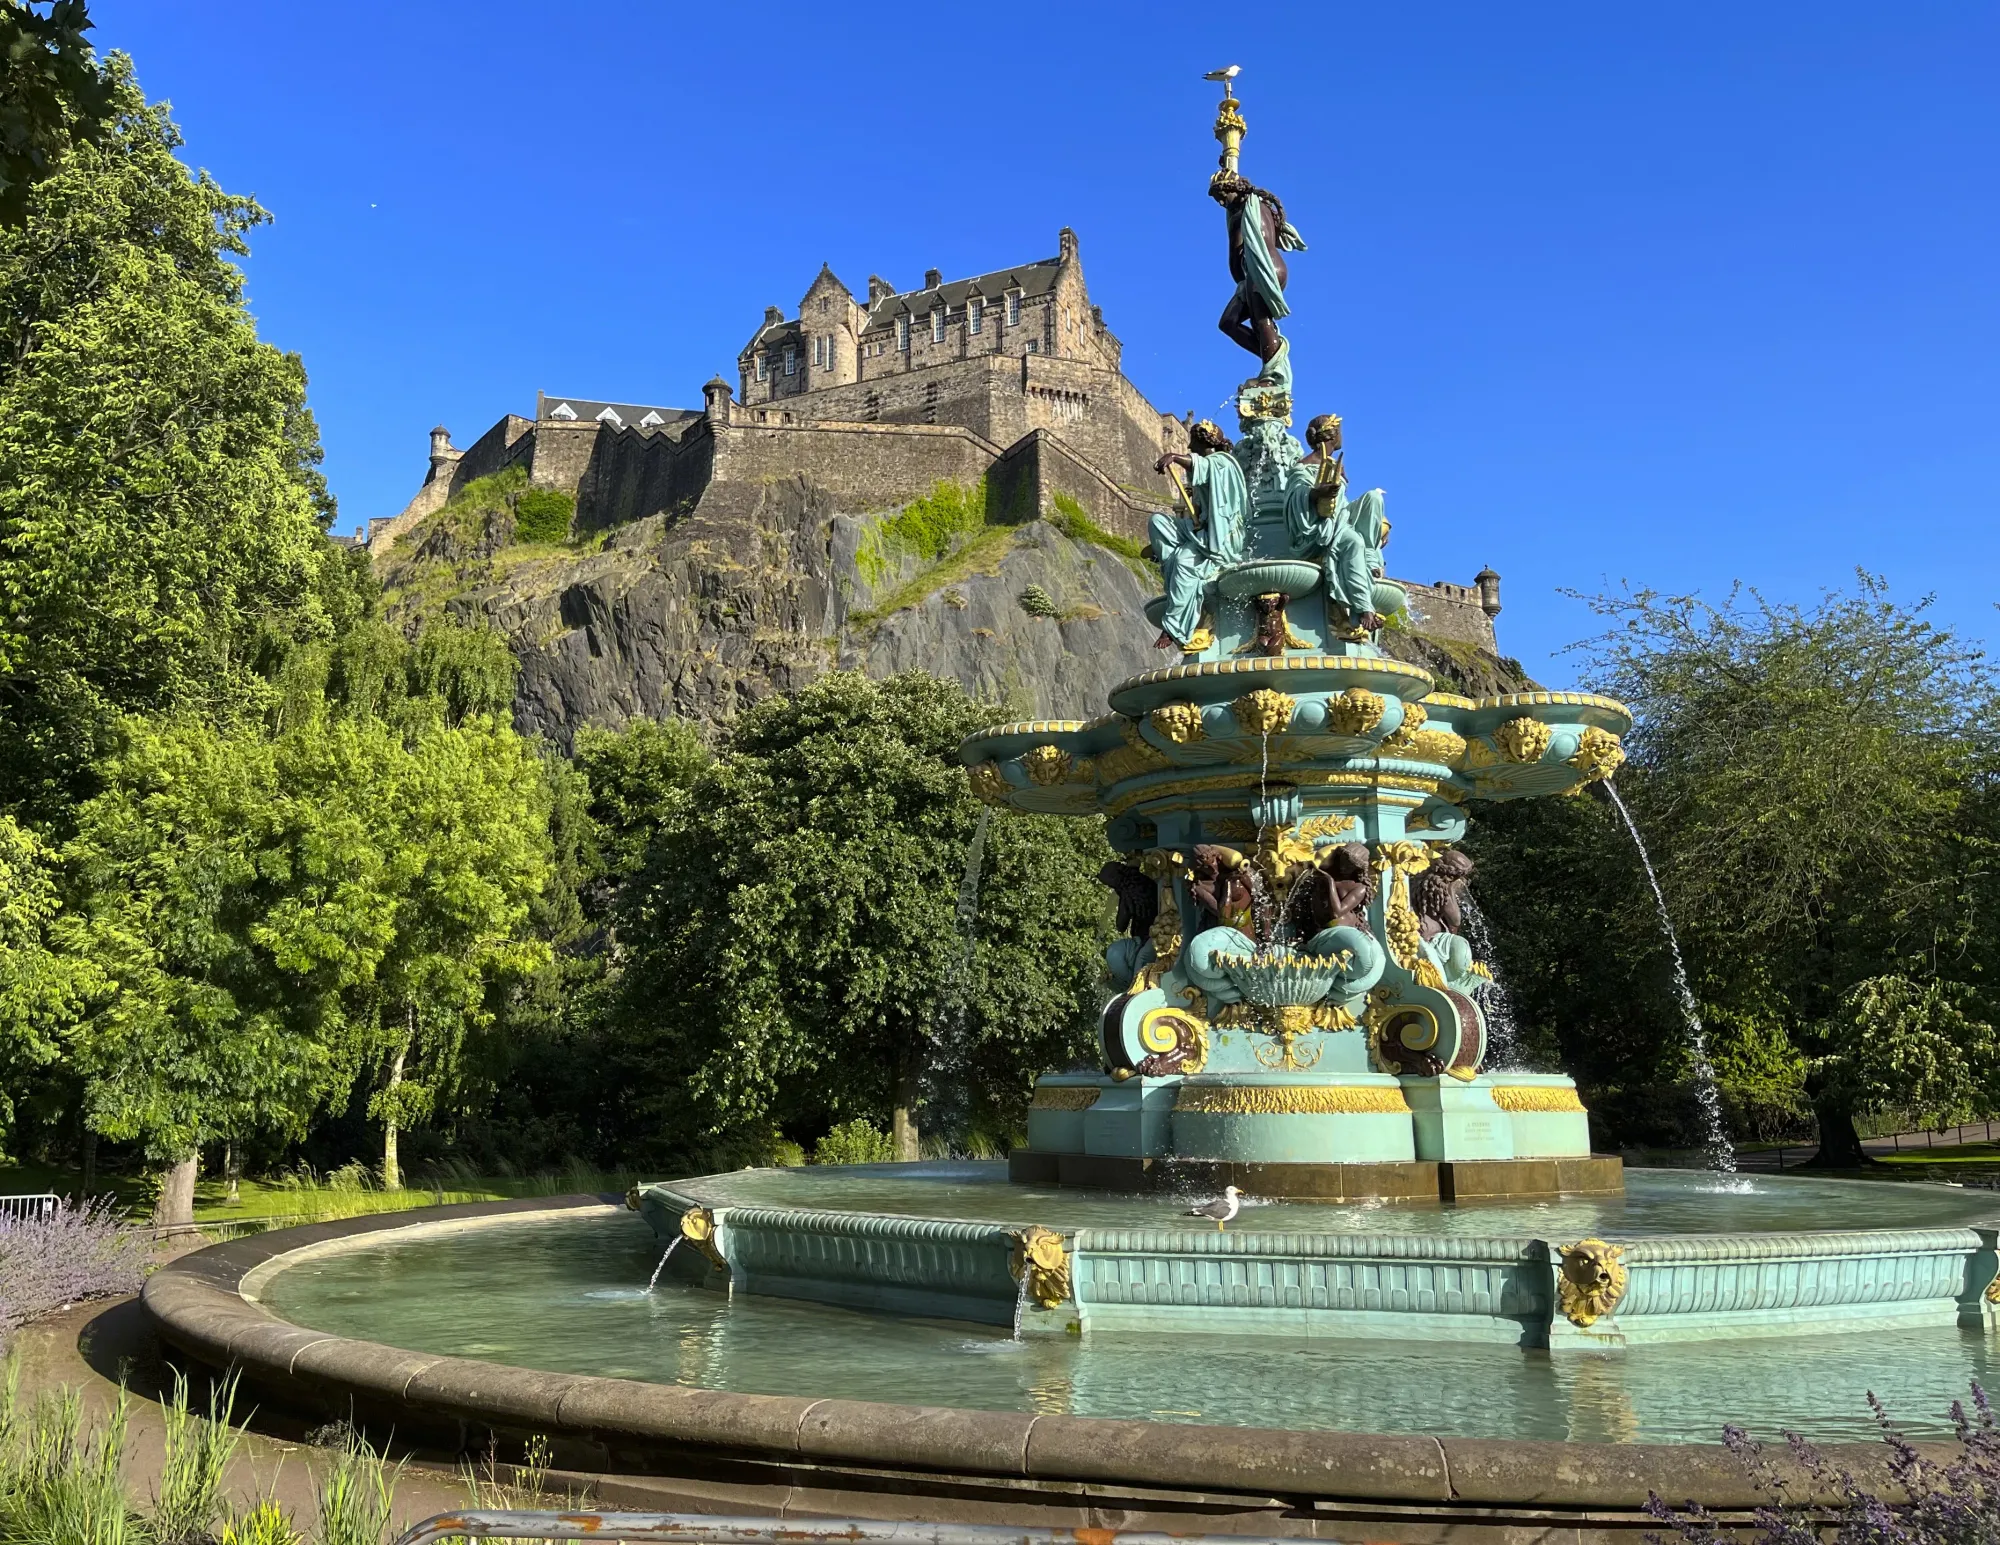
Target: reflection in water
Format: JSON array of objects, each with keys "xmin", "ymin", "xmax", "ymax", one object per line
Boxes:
[{"xmin": 261, "ymin": 1207, "xmax": 2000, "ymax": 1446}]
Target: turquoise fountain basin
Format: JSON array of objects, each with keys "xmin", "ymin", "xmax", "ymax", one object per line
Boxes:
[{"xmin": 248, "ymin": 1168, "xmax": 2000, "ymax": 1446}]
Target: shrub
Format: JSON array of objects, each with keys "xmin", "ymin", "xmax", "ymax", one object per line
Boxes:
[
  {"xmin": 811, "ymin": 1120, "xmax": 896, "ymax": 1165},
  {"xmin": 1649, "ymin": 1384, "xmax": 2000, "ymax": 1545},
  {"xmin": 513, "ymin": 486, "xmax": 575, "ymax": 545},
  {"xmin": 1018, "ymin": 584, "xmax": 1059, "ymax": 619},
  {"xmin": 0, "ymin": 1199, "xmax": 151, "ymax": 1346}
]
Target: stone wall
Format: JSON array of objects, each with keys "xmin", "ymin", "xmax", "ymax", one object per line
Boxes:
[{"xmin": 1401, "ymin": 580, "xmax": 1500, "ymax": 652}]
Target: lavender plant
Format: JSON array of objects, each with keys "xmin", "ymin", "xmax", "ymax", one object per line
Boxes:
[
  {"xmin": 0, "ymin": 1199, "xmax": 151, "ymax": 1344},
  {"xmin": 1650, "ymin": 1384, "xmax": 2000, "ymax": 1545}
]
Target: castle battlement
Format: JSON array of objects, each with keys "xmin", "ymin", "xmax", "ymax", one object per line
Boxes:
[{"xmin": 364, "ymin": 232, "xmax": 1501, "ymax": 656}]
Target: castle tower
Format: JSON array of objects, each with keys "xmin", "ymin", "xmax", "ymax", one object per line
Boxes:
[{"xmin": 798, "ymin": 264, "xmax": 862, "ymax": 390}]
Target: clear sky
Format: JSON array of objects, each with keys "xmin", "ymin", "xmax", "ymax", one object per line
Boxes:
[{"xmin": 87, "ymin": 2, "xmax": 1998, "ymax": 688}]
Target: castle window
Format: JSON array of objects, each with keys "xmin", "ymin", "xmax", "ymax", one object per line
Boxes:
[
  {"xmin": 823, "ymin": 335, "xmax": 836, "ymax": 371},
  {"xmin": 896, "ymin": 314, "xmax": 910, "ymax": 352},
  {"xmin": 1025, "ymin": 339, "xmax": 1039, "ymax": 354},
  {"xmin": 1007, "ymin": 290, "xmax": 1022, "ymax": 326},
  {"xmin": 755, "ymin": 352, "xmax": 767, "ymax": 382},
  {"xmin": 969, "ymin": 296, "xmax": 984, "ymax": 335},
  {"xmin": 783, "ymin": 344, "xmax": 796, "ymax": 376},
  {"xmin": 931, "ymin": 308, "xmax": 946, "ymax": 343},
  {"xmin": 812, "ymin": 336, "xmax": 824, "ymax": 369}
]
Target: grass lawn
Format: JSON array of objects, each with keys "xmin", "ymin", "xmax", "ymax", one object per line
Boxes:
[
  {"xmin": 1875, "ymin": 1142, "xmax": 2000, "ymax": 1166},
  {"xmin": 0, "ymin": 1157, "xmax": 639, "ymax": 1226}
]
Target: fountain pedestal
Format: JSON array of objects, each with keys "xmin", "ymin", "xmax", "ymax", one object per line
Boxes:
[{"xmin": 1010, "ymin": 1067, "xmax": 1616, "ymax": 1200}]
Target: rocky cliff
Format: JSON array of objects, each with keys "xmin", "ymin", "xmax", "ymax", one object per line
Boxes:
[{"xmin": 373, "ymin": 471, "xmax": 1530, "ymax": 744}]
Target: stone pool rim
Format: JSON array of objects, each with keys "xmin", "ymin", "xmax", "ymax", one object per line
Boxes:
[{"xmin": 139, "ymin": 1195, "xmax": 1976, "ymax": 1522}]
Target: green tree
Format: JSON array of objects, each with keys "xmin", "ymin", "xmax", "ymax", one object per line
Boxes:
[
  {"xmin": 0, "ymin": 813, "xmax": 96, "ymax": 1149},
  {"xmin": 607, "ymin": 672, "xmax": 1108, "ymax": 1166},
  {"xmin": 54, "ymin": 707, "xmax": 552, "ymax": 1217},
  {"xmin": 0, "ymin": 56, "xmax": 339, "ymax": 821},
  {"xmin": 1574, "ymin": 576, "xmax": 1999, "ymax": 1164},
  {"xmin": 0, "ymin": 1, "xmax": 113, "ymax": 227}
]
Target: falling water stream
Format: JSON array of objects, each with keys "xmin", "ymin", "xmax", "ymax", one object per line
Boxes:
[
  {"xmin": 645, "ymin": 1236, "xmax": 682, "ymax": 1291},
  {"xmin": 1604, "ymin": 784, "xmax": 1737, "ymax": 1172},
  {"xmin": 1456, "ymin": 895, "xmax": 1522, "ymax": 1071}
]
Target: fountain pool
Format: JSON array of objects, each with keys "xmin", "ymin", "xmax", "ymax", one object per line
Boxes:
[{"xmin": 243, "ymin": 1169, "xmax": 2000, "ymax": 1446}]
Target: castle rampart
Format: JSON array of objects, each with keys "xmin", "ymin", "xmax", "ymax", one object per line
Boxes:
[{"xmin": 365, "ymin": 234, "xmax": 1504, "ymax": 657}]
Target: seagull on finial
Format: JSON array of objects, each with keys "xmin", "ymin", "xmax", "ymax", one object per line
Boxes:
[
  {"xmin": 1188, "ymin": 1185, "xmax": 1243, "ymax": 1231},
  {"xmin": 1204, "ymin": 65, "xmax": 1242, "ymax": 97}
]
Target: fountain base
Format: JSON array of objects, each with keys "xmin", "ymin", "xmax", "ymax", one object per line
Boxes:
[
  {"xmin": 1013, "ymin": 1070, "xmax": 1618, "ymax": 1200},
  {"xmin": 1005, "ymin": 1150, "xmax": 1623, "ymax": 1201}
]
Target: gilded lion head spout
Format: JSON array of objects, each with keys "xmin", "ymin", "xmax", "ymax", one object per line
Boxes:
[{"xmin": 1557, "ymin": 1238, "xmax": 1628, "ymax": 1328}]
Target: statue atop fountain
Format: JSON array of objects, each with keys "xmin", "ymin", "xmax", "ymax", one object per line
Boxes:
[{"xmin": 960, "ymin": 71, "xmax": 1635, "ymax": 1201}]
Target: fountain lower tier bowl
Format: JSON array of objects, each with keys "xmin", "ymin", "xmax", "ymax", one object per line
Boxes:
[{"xmin": 617, "ymin": 1163, "xmax": 2000, "ymax": 1354}]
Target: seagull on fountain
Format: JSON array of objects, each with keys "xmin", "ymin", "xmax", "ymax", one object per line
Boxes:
[{"xmin": 1189, "ymin": 1185, "xmax": 1243, "ymax": 1231}]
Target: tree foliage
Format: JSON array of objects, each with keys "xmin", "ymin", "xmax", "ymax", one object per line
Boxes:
[
  {"xmin": 50, "ymin": 708, "xmax": 552, "ymax": 1175},
  {"xmin": 1472, "ymin": 576, "xmax": 2000, "ymax": 1160},
  {"xmin": 0, "ymin": 1, "xmax": 113, "ymax": 227},
  {"xmin": 601, "ymin": 671, "xmax": 1109, "ymax": 1165},
  {"xmin": 0, "ymin": 56, "xmax": 339, "ymax": 819}
]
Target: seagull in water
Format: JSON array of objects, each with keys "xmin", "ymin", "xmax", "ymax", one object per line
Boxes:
[{"xmin": 1189, "ymin": 1185, "xmax": 1243, "ymax": 1231}]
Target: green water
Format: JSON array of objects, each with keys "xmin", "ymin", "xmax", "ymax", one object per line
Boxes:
[{"xmin": 258, "ymin": 1169, "xmax": 2000, "ymax": 1446}]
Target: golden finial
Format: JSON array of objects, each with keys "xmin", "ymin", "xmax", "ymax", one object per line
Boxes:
[{"xmin": 1205, "ymin": 65, "xmax": 1245, "ymax": 172}]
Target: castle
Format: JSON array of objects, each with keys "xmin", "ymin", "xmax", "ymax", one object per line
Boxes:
[{"xmin": 365, "ymin": 229, "xmax": 1502, "ymax": 652}]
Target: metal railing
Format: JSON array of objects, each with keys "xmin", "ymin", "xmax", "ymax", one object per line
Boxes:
[
  {"xmin": 392, "ymin": 1513, "xmax": 1315, "ymax": 1545},
  {"xmin": 0, "ymin": 1194, "xmax": 59, "ymax": 1222}
]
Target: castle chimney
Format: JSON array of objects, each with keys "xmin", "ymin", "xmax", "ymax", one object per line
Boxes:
[
  {"xmin": 763, "ymin": 305, "xmax": 785, "ymax": 326},
  {"xmin": 923, "ymin": 267, "xmax": 943, "ymax": 290},
  {"xmin": 703, "ymin": 376, "xmax": 734, "ymax": 424},
  {"xmin": 868, "ymin": 274, "xmax": 895, "ymax": 303},
  {"xmin": 1058, "ymin": 226, "xmax": 1078, "ymax": 261},
  {"xmin": 1475, "ymin": 567, "xmax": 1502, "ymax": 618},
  {"xmin": 425, "ymin": 425, "xmax": 459, "ymax": 485}
]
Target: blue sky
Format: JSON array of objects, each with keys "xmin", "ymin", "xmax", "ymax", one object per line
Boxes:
[{"xmin": 88, "ymin": 2, "xmax": 1998, "ymax": 688}]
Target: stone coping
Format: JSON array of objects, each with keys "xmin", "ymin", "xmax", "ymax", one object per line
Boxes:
[{"xmin": 142, "ymin": 1196, "xmax": 1951, "ymax": 1516}]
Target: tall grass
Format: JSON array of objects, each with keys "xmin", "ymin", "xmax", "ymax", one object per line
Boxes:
[
  {"xmin": 151, "ymin": 1373, "xmax": 241, "ymax": 1544},
  {"xmin": 312, "ymin": 1432, "xmax": 399, "ymax": 1545}
]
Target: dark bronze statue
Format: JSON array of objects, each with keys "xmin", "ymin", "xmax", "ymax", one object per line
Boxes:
[
  {"xmin": 1096, "ymin": 860, "xmax": 1159, "ymax": 940},
  {"xmin": 1286, "ymin": 842, "xmax": 1376, "ymax": 940},
  {"xmin": 1246, "ymin": 593, "xmax": 1291, "ymax": 656},
  {"xmin": 1411, "ymin": 849, "xmax": 1475, "ymax": 941},
  {"xmin": 1210, "ymin": 169, "xmax": 1304, "ymax": 375},
  {"xmin": 1187, "ymin": 843, "xmax": 1256, "ymax": 933}
]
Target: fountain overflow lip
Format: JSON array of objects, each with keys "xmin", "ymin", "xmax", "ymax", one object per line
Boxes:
[{"xmin": 146, "ymin": 1197, "xmax": 1977, "ymax": 1530}]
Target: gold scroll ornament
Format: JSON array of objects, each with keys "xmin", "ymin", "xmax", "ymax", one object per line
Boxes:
[{"xmin": 1372, "ymin": 841, "xmax": 1434, "ymax": 974}]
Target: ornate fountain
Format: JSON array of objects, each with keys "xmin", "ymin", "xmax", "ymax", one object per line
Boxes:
[
  {"xmin": 612, "ymin": 75, "xmax": 2000, "ymax": 1355},
  {"xmin": 963, "ymin": 76, "xmax": 1628, "ymax": 1203}
]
